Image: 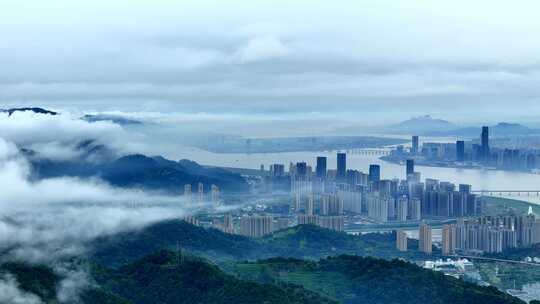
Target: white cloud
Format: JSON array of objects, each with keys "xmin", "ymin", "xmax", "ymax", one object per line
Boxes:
[
  {"xmin": 55, "ymin": 268, "xmax": 90, "ymax": 303},
  {"xmin": 0, "ymin": 111, "xmax": 127, "ymax": 160},
  {"xmin": 235, "ymin": 36, "xmax": 289, "ymax": 63},
  {"xmin": 0, "ymin": 274, "xmax": 43, "ymax": 304},
  {"xmin": 0, "ymin": 136, "xmax": 212, "ymax": 263},
  {"xmin": 1, "ymin": 0, "xmax": 540, "ymax": 123}
]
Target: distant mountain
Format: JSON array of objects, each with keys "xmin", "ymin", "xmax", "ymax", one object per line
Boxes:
[
  {"xmin": 385, "ymin": 115, "xmax": 457, "ymax": 134},
  {"xmin": 100, "ymin": 154, "xmax": 248, "ymax": 193},
  {"xmin": 0, "ymin": 107, "xmax": 58, "ymax": 116},
  {"xmin": 82, "ymin": 114, "xmax": 143, "ymax": 126},
  {"xmin": 234, "ymin": 255, "xmax": 524, "ymax": 304},
  {"xmin": 29, "ymin": 153, "xmax": 249, "ymax": 194},
  {"xmin": 372, "ymin": 116, "xmax": 540, "ymax": 137}
]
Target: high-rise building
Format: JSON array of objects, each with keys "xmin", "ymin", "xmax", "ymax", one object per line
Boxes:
[
  {"xmin": 367, "ymin": 193, "xmax": 389, "ymax": 222},
  {"xmin": 184, "ymin": 184, "xmax": 192, "ymax": 203},
  {"xmin": 442, "ymin": 224, "xmax": 456, "ymax": 255},
  {"xmin": 337, "ymin": 188, "xmax": 362, "ymax": 214},
  {"xmin": 409, "ymin": 198, "xmax": 421, "ymax": 220},
  {"xmin": 411, "ymin": 136, "xmax": 419, "ymax": 155},
  {"xmin": 297, "ymin": 214, "xmax": 318, "ymax": 225},
  {"xmin": 407, "ymin": 172, "xmax": 421, "ymax": 183},
  {"xmin": 183, "ymin": 216, "xmax": 199, "ymax": 226},
  {"xmin": 295, "ymin": 162, "xmax": 308, "ymax": 176},
  {"xmin": 452, "ymin": 215, "xmax": 535, "ymax": 253},
  {"xmin": 456, "ymin": 140, "xmax": 465, "ymax": 162},
  {"xmin": 337, "ymin": 153, "xmax": 347, "ymax": 181},
  {"xmin": 419, "ymin": 223, "xmax": 433, "ymax": 254},
  {"xmin": 216, "ymin": 214, "xmax": 234, "ymax": 234},
  {"xmin": 197, "ymin": 182, "xmax": 204, "ymax": 203},
  {"xmin": 317, "ymin": 216, "xmax": 345, "ymax": 231},
  {"xmin": 306, "ymin": 195, "xmax": 314, "ymax": 216},
  {"xmin": 397, "ymin": 196, "xmax": 408, "ymax": 222},
  {"xmin": 316, "ymin": 156, "xmax": 327, "ymax": 179},
  {"xmin": 481, "ymin": 126, "xmax": 490, "ymax": 162},
  {"xmin": 459, "ymin": 184, "xmax": 471, "ymax": 193},
  {"xmin": 297, "ymin": 215, "xmax": 344, "ymax": 232},
  {"xmin": 369, "ymin": 164, "xmax": 381, "ymax": 183},
  {"xmin": 270, "ymin": 164, "xmax": 285, "ymax": 177},
  {"xmin": 321, "ymin": 194, "xmax": 344, "ymax": 215},
  {"xmin": 406, "ymin": 159, "xmax": 415, "ymax": 176},
  {"xmin": 396, "ymin": 230, "xmax": 408, "ymax": 251},
  {"xmin": 211, "ymin": 184, "xmax": 220, "ymax": 206},
  {"xmin": 240, "ymin": 215, "xmax": 274, "ymax": 237}
]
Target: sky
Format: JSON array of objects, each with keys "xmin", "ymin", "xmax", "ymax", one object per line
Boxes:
[{"xmin": 1, "ymin": 0, "xmax": 540, "ymax": 125}]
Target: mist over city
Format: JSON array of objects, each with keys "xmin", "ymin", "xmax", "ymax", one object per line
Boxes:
[{"xmin": 1, "ymin": 1, "xmax": 540, "ymax": 304}]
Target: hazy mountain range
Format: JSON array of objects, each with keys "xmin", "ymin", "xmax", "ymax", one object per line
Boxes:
[
  {"xmin": 374, "ymin": 115, "xmax": 540, "ymax": 137},
  {"xmin": 28, "ymin": 149, "xmax": 249, "ymax": 194}
]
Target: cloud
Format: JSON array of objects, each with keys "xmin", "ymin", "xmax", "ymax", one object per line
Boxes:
[
  {"xmin": 0, "ymin": 111, "xmax": 128, "ymax": 160},
  {"xmin": 55, "ymin": 268, "xmax": 90, "ymax": 303},
  {"xmin": 235, "ymin": 36, "xmax": 289, "ymax": 63},
  {"xmin": 0, "ymin": 274, "xmax": 43, "ymax": 304},
  {"xmin": 0, "ymin": 136, "xmax": 189, "ymax": 253},
  {"xmin": 0, "ymin": 134, "xmax": 216, "ymax": 264},
  {"xmin": 1, "ymin": 0, "xmax": 540, "ymax": 123}
]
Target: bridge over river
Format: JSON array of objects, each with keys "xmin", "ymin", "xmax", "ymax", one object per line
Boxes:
[{"xmin": 472, "ymin": 190, "xmax": 540, "ymax": 197}]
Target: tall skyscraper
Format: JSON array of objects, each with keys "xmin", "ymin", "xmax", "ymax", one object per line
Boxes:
[
  {"xmin": 369, "ymin": 164, "xmax": 381, "ymax": 183},
  {"xmin": 316, "ymin": 156, "xmax": 327, "ymax": 178},
  {"xmin": 184, "ymin": 184, "xmax": 192, "ymax": 203},
  {"xmin": 337, "ymin": 152, "xmax": 346, "ymax": 181},
  {"xmin": 409, "ymin": 198, "xmax": 421, "ymax": 220},
  {"xmin": 411, "ymin": 135, "xmax": 419, "ymax": 155},
  {"xmin": 306, "ymin": 195, "xmax": 314, "ymax": 216},
  {"xmin": 456, "ymin": 140, "xmax": 465, "ymax": 162},
  {"xmin": 211, "ymin": 184, "xmax": 220, "ymax": 205},
  {"xmin": 321, "ymin": 194, "xmax": 344, "ymax": 215},
  {"xmin": 397, "ymin": 196, "xmax": 408, "ymax": 221},
  {"xmin": 396, "ymin": 230, "xmax": 408, "ymax": 251},
  {"xmin": 197, "ymin": 182, "xmax": 204, "ymax": 203},
  {"xmin": 442, "ymin": 224, "xmax": 456, "ymax": 255},
  {"xmin": 296, "ymin": 162, "xmax": 307, "ymax": 176},
  {"xmin": 406, "ymin": 159, "xmax": 414, "ymax": 176},
  {"xmin": 481, "ymin": 126, "xmax": 490, "ymax": 162},
  {"xmin": 459, "ymin": 184, "xmax": 471, "ymax": 193},
  {"xmin": 419, "ymin": 223, "xmax": 432, "ymax": 254},
  {"xmin": 270, "ymin": 164, "xmax": 285, "ymax": 176}
]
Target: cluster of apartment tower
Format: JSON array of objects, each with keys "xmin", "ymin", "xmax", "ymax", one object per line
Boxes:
[
  {"xmin": 265, "ymin": 152, "xmax": 482, "ymax": 225},
  {"xmin": 397, "ymin": 213, "xmax": 540, "ymax": 255},
  {"xmin": 183, "ymin": 182, "xmax": 221, "ymax": 205},
  {"xmin": 210, "ymin": 152, "xmax": 487, "ymax": 239}
]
